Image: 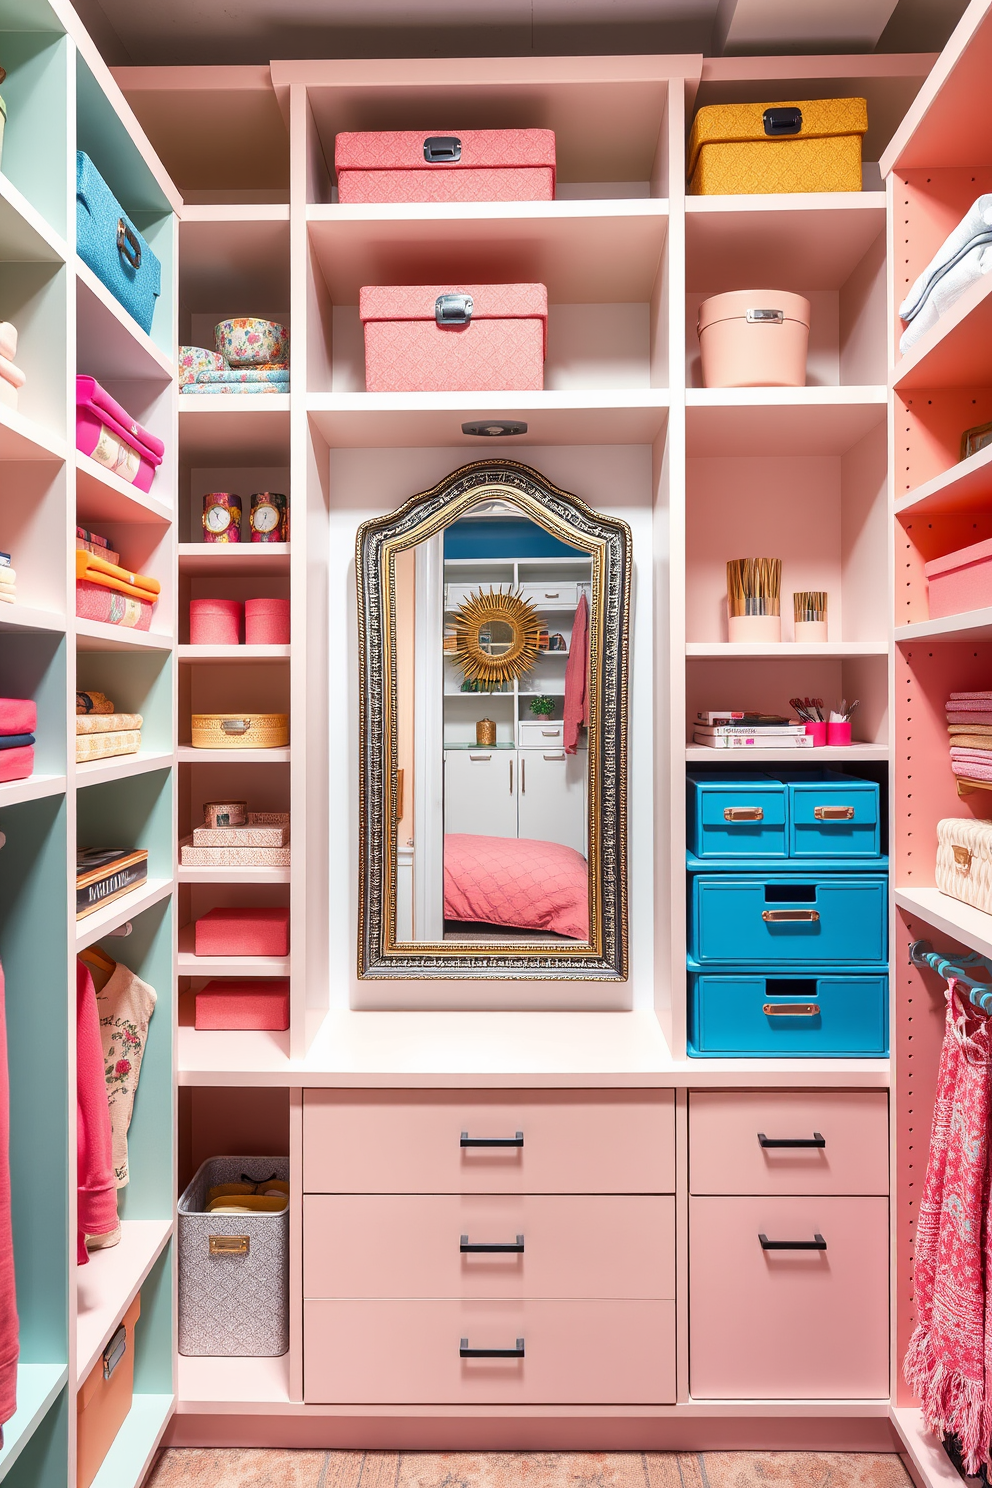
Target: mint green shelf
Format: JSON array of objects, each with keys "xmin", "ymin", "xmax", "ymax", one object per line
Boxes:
[
  {"xmin": 0, "ymin": 1387, "xmax": 66, "ymax": 1488},
  {"xmin": 0, "ymin": 1366, "xmax": 66, "ymax": 1484},
  {"xmin": 89, "ymin": 1395, "xmax": 173, "ymax": 1488}
]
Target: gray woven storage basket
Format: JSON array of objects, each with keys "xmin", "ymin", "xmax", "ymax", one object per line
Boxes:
[{"xmin": 178, "ymin": 1156, "xmax": 288, "ymax": 1357}]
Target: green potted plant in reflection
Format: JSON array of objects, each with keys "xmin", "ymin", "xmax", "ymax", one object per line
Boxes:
[{"xmin": 529, "ymin": 695, "xmax": 555, "ymax": 718}]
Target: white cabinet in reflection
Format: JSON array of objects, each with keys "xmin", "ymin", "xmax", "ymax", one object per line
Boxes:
[{"xmin": 444, "ymin": 747, "xmax": 586, "ymax": 853}]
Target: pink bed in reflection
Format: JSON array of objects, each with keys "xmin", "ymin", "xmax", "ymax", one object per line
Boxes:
[{"xmin": 443, "ymin": 833, "xmax": 589, "ymax": 941}]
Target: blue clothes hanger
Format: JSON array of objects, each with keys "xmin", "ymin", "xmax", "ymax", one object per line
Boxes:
[{"xmin": 909, "ymin": 938, "xmax": 992, "ymax": 1014}]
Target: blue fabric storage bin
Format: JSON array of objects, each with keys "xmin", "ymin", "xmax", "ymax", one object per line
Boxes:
[
  {"xmin": 687, "ymin": 968, "xmax": 888, "ymax": 1057},
  {"xmin": 687, "ymin": 771, "xmax": 787, "ymax": 859},
  {"xmin": 778, "ymin": 768, "xmax": 881, "ymax": 858},
  {"xmin": 76, "ymin": 152, "xmax": 161, "ymax": 335},
  {"xmin": 689, "ymin": 874, "xmax": 888, "ymax": 967}
]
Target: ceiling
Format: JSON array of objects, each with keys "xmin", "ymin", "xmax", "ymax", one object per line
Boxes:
[{"xmin": 74, "ymin": 0, "xmax": 968, "ymax": 66}]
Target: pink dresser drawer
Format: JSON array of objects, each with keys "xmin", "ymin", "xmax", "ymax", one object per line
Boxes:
[
  {"xmin": 689, "ymin": 1195, "xmax": 889, "ymax": 1399},
  {"xmin": 689, "ymin": 1091, "xmax": 888, "ymax": 1196},
  {"xmin": 303, "ymin": 1091, "xmax": 675, "ymax": 1194},
  {"xmin": 304, "ymin": 1194, "xmax": 675, "ymax": 1300},
  {"xmin": 304, "ymin": 1298, "xmax": 676, "ymax": 1403}
]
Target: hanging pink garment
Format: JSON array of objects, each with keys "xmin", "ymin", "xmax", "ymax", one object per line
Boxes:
[
  {"xmin": 904, "ymin": 979, "xmax": 992, "ymax": 1476},
  {"xmin": 563, "ymin": 592, "xmax": 589, "ymax": 756},
  {"xmin": 0, "ymin": 964, "xmax": 18, "ymax": 1439},
  {"xmin": 76, "ymin": 961, "xmax": 118, "ymax": 1265}
]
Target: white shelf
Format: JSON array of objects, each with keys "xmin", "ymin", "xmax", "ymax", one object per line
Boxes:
[
  {"xmin": 76, "ymin": 259, "xmax": 174, "ymax": 381},
  {"xmin": 178, "ymin": 1024, "xmax": 291, "ymax": 1080},
  {"xmin": 76, "ymin": 1219, "xmax": 173, "ymax": 1387},
  {"xmin": 76, "ymin": 452, "xmax": 173, "ymax": 525},
  {"xmin": 686, "ymin": 641, "xmax": 888, "ymax": 658},
  {"xmin": 75, "ymin": 620, "xmax": 174, "ymax": 653},
  {"xmin": 889, "ymin": 1406, "xmax": 966, "ymax": 1488},
  {"xmin": 895, "ymin": 887, "xmax": 992, "ymax": 961},
  {"xmin": 895, "ymin": 442, "xmax": 992, "ymax": 518},
  {"xmin": 0, "ymin": 603, "xmax": 65, "ymax": 635},
  {"xmin": 0, "ymin": 774, "xmax": 67, "ymax": 810},
  {"xmin": 178, "ymin": 746, "xmax": 290, "ymax": 764},
  {"xmin": 178, "ymin": 645, "xmax": 290, "ymax": 662},
  {"xmin": 685, "ymin": 386, "xmax": 886, "ymax": 456},
  {"xmin": 892, "ymin": 270, "xmax": 992, "ymax": 392},
  {"xmin": 177, "ymin": 923, "xmax": 290, "ymax": 976},
  {"xmin": 178, "ymin": 543, "xmax": 290, "ymax": 576},
  {"xmin": 0, "ymin": 402, "xmax": 66, "ymax": 463},
  {"xmin": 75, "ymin": 751, "xmax": 174, "ymax": 788},
  {"xmin": 177, "ymin": 1351, "xmax": 290, "ymax": 1408},
  {"xmin": 686, "ymin": 744, "xmax": 888, "ymax": 761},
  {"xmin": 178, "ymin": 397, "xmax": 291, "ymax": 464},
  {"xmin": 0, "ymin": 1364, "xmax": 68, "ymax": 1480},
  {"xmin": 0, "ymin": 169, "xmax": 67, "ymax": 263},
  {"xmin": 896, "ymin": 607, "xmax": 992, "ymax": 643},
  {"xmin": 89, "ymin": 1393, "xmax": 174, "ymax": 1488},
  {"xmin": 177, "ymin": 865, "xmax": 291, "ymax": 884},
  {"xmin": 75, "ymin": 878, "xmax": 174, "ymax": 950},
  {"xmin": 686, "ymin": 193, "xmax": 886, "ymax": 292}
]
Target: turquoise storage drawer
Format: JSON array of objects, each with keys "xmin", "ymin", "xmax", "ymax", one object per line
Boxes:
[
  {"xmin": 687, "ymin": 970, "xmax": 888, "ymax": 1057},
  {"xmin": 690, "ymin": 875, "xmax": 888, "ymax": 967},
  {"xmin": 779, "ymin": 769, "xmax": 881, "ymax": 858},
  {"xmin": 687, "ymin": 772, "xmax": 786, "ymax": 859}
]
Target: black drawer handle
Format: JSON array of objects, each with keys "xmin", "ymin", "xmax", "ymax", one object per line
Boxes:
[
  {"xmin": 758, "ymin": 1132, "xmax": 825, "ymax": 1149},
  {"xmin": 460, "ymin": 1337, "xmax": 525, "ymax": 1358},
  {"xmin": 460, "ymin": 1234, "xmax": 524, "ymax": 1253},
  {"xmin": 759, "ymin": 1233, "xmax": 827, "ymax": 1251},
  {"xmin": 460, "ymin": 1131, "xmax": 523, "ymax": 1148}
]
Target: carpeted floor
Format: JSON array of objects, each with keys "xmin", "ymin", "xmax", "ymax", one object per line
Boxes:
[{"xmin": 145, "ymin": 1450, "xmax": 913, "ymax": 1488}]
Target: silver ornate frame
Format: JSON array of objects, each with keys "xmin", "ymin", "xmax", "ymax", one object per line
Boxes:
[{"xmin": 356, "ymin": 459, "xmax": 631, "ymax": 980}]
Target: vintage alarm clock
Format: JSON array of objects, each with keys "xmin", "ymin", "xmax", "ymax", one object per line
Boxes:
[
  {"xmin": 249, "ymin": 492, "xmax": 288, "ymax": 543},
  {"xmin": 202, "ymin": 493, "xmax": 242, "ymax": 543}
]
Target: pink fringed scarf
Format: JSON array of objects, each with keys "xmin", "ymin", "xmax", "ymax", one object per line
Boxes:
[{"xmin": 905, "ymin": 979, "xmax": 992, "ymax": 1475}]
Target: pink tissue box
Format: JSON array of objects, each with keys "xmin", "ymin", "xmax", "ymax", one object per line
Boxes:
[
  {"xmin": 190, "ymin": 598, "xmax": 242, "ymax": 645},
  {"xmin": 926, "ymin": 536, "xmax": 992, "ymax": 620},
  {"xmin": 195, "ymin": 978, "xmax": 290, "ymax": 1031},
  {"xmin": 336, "ymin": 129, "xmax": 556, "ymax": 205},
  {"xmin": 245, "ymin": 598, "xmax": 290, "ymax": 645},
  {"xmin": 194, "ymin": 906, "xmax": 289, "ymax": 957},
  {"xmin": 360, "ymin": 283, "xmax": 547, "ymax": 393}
]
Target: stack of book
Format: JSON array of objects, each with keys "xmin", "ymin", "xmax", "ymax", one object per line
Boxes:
[
  {"xmin": 179, "ymin": 811, "xmax": 290, "ymax": 868},
  {"xmin": 692, "ymin": 711, "xmax": 812, "ymax": 750}
]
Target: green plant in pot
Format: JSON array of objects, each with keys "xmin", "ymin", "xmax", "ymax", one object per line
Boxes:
[{"xmin": 529, "ymin": 696, "xmax": 555, "ymax": 718}]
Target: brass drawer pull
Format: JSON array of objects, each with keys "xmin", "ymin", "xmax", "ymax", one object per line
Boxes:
[
  {"xmin": 724, "ymin": 806, "xmax": 763, "ymax": 822},
  {"xmin": 814, "ymin": 805, "xmax": 855, "ymax": 820},
  {"xmin": 762, "ymin": 908, "xmax": 819, "ymax": 922},
  {"xmin": 220, "ymin": 718, "xmax": 251, "ymax": 735},
  {"xmin": 209, "ymin": 1234, "xmax": 249, "ymax": 1255},
  {"xmin": 763, "ymin": 1003, "xmax": 820, "ymax": 1017}
]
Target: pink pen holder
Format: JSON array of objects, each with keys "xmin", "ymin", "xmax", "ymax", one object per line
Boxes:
[
  {"xmin": 189, "ymin": 598, "xmax": 242, "ymax": 645},
  {"xmin": 827, "ymin": 720, "xmax": 852, "ymax": 746},
  {"xmin": 805, "ymin": 721, "xmax": 828, "ymax": 746}
]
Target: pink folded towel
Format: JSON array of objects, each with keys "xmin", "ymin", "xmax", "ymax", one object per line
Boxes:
[
  {"xmin": 0, "ymin": 324, "xmax": 17, "ymax": 362},
  {"xmin": 0, "ymin": 699, "xmax": 37, "ymax": 736},
  {"xmin": 950, "ymin": 748, "xmax": 992, "ymax": 763},
  {"xmin": 952, "ymin": 761, "xmax": 992, "ymax": 781},
  {"xmin": 946, "ymin": 701, "xmax": 992, "ymax": 713},
  {"xmin": 0, "ymin": 356, "xmax": 25, "ymax": 391},
  {"xmin": 949, "ymin": 691, "xmax": 992, "ymax": 700},
  {"xmin": 947, "ymin": 714, "xmax": 992, "ymax": 725}
]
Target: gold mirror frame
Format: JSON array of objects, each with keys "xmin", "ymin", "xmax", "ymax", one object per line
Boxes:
[
  {"xmin": 452, "ymin": 588, "xmax": 543, "ymax": 686},
  {"xmin": 356, "ymin": 459, "xmax": 631, "ymax": 981}
]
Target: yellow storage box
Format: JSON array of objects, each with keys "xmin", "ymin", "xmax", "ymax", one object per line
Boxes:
[
  {"xmin": 687, "ymin": 98, "xmax": 868, "ymax": 196},
  {"xmin": 190, "ymin": 713, "xmax": 289, "ymax": 749}
]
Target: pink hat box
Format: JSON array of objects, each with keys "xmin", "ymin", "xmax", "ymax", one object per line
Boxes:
[
  {"xmin": 335, "ymin": 129, "xmax": 555, "ymax": 204},
  {"xmin": 360, "ymin": 283, "xmax": 547, "ymax": 393},
  {"xmin": 926, "ymin": 535, "xmax": 992, "ymax": 619},
  {"xmin": 697, "ymin": 290, "xmax": 810, "ymax": 388},
  {"xmin": 244, "ymin": 598, "xmax": 290, "ymax": 645},
  {"xmin": 189, "ymin": 598, "xmax": 242, "ymax": 645},
  {"xmin": 76, "ymin": 376, "xmax": 165, "ymax": 492},
  {"xmin": 195, "ymin": 978, "xmax": 290, "ymax": 1031}
]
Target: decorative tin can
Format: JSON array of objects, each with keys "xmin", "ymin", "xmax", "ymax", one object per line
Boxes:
[
  {"xmin": 202, "ymin": 492, "xmax": 242, "ymax": 543},
  {"xmin": 203, "ymin": 800, "xmax": 248, "ymax": 829},
  {"xmin": 249, "ymin": 492, "xmax": 288, "ymax": 543},
  {"xmin": 476, "ymin": 718, "xmax": 496, "ymax": 745}
]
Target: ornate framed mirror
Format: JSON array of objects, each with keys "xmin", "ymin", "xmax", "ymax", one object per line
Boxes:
[{"xmin": 356, "ymin": 459, "xmax": 631, "ymax": 980}]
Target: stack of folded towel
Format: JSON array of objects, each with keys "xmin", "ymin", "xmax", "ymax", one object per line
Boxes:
[
  {"xmin": 179, "ymin": 318, "xmax": 289, "ymax": 396},
  {"xmin": 0, "ymin": 553, "xmax": 14, "ymax": 605},
  {"xmin": 946, "ymin": 691, "xmax": 992, "ymax": 782},
  {"xmin": 75, "ymin": 691, "xmax": 142, "ymax": 764},
  {"xmin": 900, "ymin": 197, "xmax": 992, "ymax": 354},
  {"xmin": 0, "ymin": 698, "xmax": 36, "ymax": 784},
  {"xmin": 0, "ymin": 322, "xmax": 26, "ymax": 410},
  {"xmin": 75, "ymin": 548, "xmax": 160, "ymax": 632}
]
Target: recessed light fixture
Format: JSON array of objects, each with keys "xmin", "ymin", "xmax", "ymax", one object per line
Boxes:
[{"xmin": 461, "ymin": 420, "xmax": 528, "ymax": 437}]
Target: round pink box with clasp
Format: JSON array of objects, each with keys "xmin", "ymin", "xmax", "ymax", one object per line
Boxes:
[
  {"xmin": 189, "ymin": 598, "xmax": 242, "ymax": 645},
  {"xmin": 245, "ymin": 597, "xmax": 290, "ymax": 645}
]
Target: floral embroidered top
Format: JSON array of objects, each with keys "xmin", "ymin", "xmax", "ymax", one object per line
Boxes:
[{"xmin": 95, "ymin": 963, "xmax": 157, "ymax": 1188}]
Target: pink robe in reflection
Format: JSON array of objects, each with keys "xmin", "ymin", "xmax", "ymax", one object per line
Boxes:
[{"xmin": 563, "ymin": 592, "xmax": 589, "ymax": 755}]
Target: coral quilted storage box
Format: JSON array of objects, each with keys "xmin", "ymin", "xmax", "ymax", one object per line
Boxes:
[
  {"xmin": 687, "ymin": 98, "xmax": 868, "ymax": 196},
  {"xmin": 925, "ymin": 536, "xmax": 992, "ymax": 620},
  {"xmin": 76, "ymin": 153, "xmax": 162, "ymax": 333},
  {"xmin": 336, "ymin": 130, "xmax": 555, "ymax": 204},
  {"xmin": 689, "ymin": 875, "xmax": 888, "ymax": 967},
  {"xmin": 77, "ymin": 1292, "xmax": 140, "ymax": 1488},
  {"xmin": 687, "ymin": 772, "xmax": 787, "ymax": 859},
  {"xmin": 178, "ymin": 1156, "xmax": 289, "ymax": 1356},
  {"xmin": 778, "ymin": 769, "xmax": 881, "ymax": 858},
  {"xmin": 687, "ymin": 970, "xmax": 888, "ymax": 1057},
  {"xmin": 936, "ymin": 818, "xmax": 992, "ymax": 914},
  {"xmin": 194, "ymin": 906, "xmax": 290, "ymax": 957},
  {"xmin": 195, "ymin": 978, "xmax": 290, "ymax": 1031},
  {"xmin": 360, "ymin": 283, "xmax": 547, "ymax": 393}
]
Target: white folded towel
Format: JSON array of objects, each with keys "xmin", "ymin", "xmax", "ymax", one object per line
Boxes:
[{"xmin": 899, "ymin": 195, "xmax": 992, "ymax": 353}]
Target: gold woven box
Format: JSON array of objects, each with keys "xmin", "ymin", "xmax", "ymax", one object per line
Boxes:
[
  {"xmin": 190, "ymin": 713, "xmax": 289, "ymax": 749},
  {"xmin": 687, "ymin": 98, "xmax": 868, "ymax": 196}
]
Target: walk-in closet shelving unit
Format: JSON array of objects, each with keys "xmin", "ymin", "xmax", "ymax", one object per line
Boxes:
[
  {"xmin": 873, "ymin": 4, "xmax": 992, "ymax": 1484},
  {"xmin": 0, "ymin": 2, "xmax": 179, "ymax": 1484},
  {"xmin": 111, "ymin": 50, "xmax": 943, "ymax": 1454}
]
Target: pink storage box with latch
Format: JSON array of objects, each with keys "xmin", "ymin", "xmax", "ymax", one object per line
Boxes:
[
  {"xmin": 335, "ymin": 130, "xmax": 555, "ymax": 204},
  {"xmin": 360, "ymin": 283, "xmax": 547, "ymax": 393},
  {"xmin": 926, "ymin": 535, "xmax": 992, "ymax": 619}
]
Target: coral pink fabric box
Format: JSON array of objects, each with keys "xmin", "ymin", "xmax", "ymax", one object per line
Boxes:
[
  {"xmin": 194, "ymin": 906, "xmax": 289, "ymax": 957},
  {"xmin": 335, "ymin": 130, "xmax": 555, "ymax": 204},
  {"xmin": 360, "ymin": 283, "xmax": 547, "ymax": 393},
  {"xmin": 926, "ymin": 536, "xmax": 992, "ymax": 619},
  {"xmin": 195, "ymin": 978, "xmax": 289, "ymax": 1031}
]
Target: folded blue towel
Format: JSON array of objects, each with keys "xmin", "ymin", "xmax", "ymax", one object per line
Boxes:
[
  {"xmin": 0, "ymin": 733, "xmax": 35, "ymax": 750},
  {"xmin": 899, "ymin": 195, "xmax": 992, "ymax": 353},
  {"xmin": 195, "ymin": 368, "xmax": 290, "ymax": 385}
]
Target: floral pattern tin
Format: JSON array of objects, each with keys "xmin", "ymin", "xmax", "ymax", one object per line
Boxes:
[{"xmin": 214, "ymin": 318, "xmax": 289, "ymax": 365}]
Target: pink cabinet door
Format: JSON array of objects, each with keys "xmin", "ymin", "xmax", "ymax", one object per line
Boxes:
[
  {"xmin": 689, "ymin": 1091, "xmax": 889, "ymax": 1196},
  {"xmin": 303, "ymin": 1091, "xmax": 675, "ymax": 1194},
  {"xmin": 304, "ymin": 1194, "xmax": 675, "ymax": 1300},
  {"xmin": 689, "ymin": 1195, "xmax": 889, "ymax": 1399},
  {"xmin": 304, "ymin": 1298, "xmax": 676, "ymax": 1404}
]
